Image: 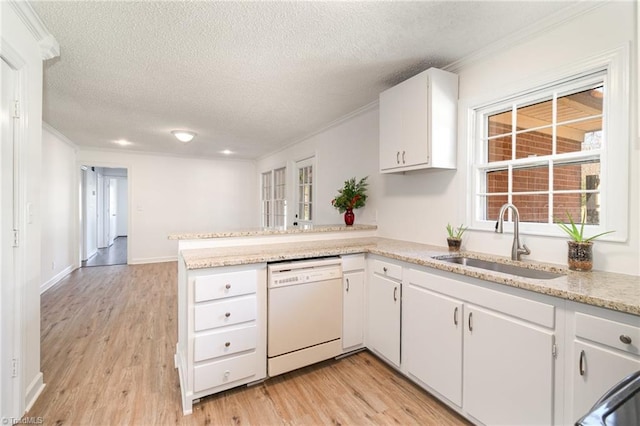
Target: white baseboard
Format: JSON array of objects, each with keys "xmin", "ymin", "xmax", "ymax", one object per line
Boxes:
[
  {"xmin": 40, "ymin": 264, "xmax": 75, "ymax": 294},
  {"xmin": 24, "ymin": 372, "xmax": 45, "ymax": 413},
  {"xmin": 129, "ymin": 256, "xmax": 177, "ymax": 265}
]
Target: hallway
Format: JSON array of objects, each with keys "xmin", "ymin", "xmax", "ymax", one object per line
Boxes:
[{"xmin": 82, "ymin": 236, "xmax": 127, "ymax": 267}]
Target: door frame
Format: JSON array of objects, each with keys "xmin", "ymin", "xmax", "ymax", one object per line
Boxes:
[
  {"xmin": 76, "ymin": 162, "xmax": 131, "ymax": 266},
  {"xmin": 1, "ymin": 42, "xmax": 26, "ymax": 421}
]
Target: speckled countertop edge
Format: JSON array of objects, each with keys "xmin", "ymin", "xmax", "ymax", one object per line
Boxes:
[
  {"xmin": 168, "ymin": 224, "xmax": 377, "ymax": 240},
  {"xmin": 180, "ymin": 237, "xmax": 640, "ymax": 316}
]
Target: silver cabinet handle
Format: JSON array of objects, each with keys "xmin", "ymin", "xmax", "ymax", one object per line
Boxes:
[
  {"xmin": 468, "ymin": 312, "xmax": 473, "ymax": 332},
  {"xmin": 396, "ymin": 151, "xmax": 400, "ymax": 164},
  {"xmin": 579, "ymin": 350, "xmax": 586, "ymax": 376},
  {"xmin": 225, "ymin": 284, "xmax": 231, "ymax": 290},
  {"xmin": 454, "ymin": 307, "xmax": 459, "ymax": 326},
  {"xmin": 393, "ymin": 286, "xmax": 398, "ymax": 302},
  {"xmin": 224, "ymin": 312, "xmax": 231, "ymax": 318},
  {"xmin": 346, "ymin": 278, "xmax": 350, "ymax": 292},
  {"xmin": 224, "ymin": 342, "xmax": 231, "ymax": 347},
  {"xmin": 620, "ymin": 335, "xmax": 632, "ymax": 344},
  {"xmin": 402, "ymin": 150, "xmax": 406, "ymax": 164}
]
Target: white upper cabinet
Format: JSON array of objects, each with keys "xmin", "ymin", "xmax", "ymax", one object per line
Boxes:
[{"xmin": 379, "ymin": 67, "xmax": 458, "ymax": 173}]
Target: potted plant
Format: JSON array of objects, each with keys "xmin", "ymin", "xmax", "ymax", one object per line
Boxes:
[
  {"xmin": 446, "ymin": 223, "xmax": 468, "ymax": 252},
  {"xmin": 556, "ymin": 212, "xmax": 614, "ymax": 271},
  {"xmin": 331, "ymin": 176, "xmax": 368, "ymax": 226}
]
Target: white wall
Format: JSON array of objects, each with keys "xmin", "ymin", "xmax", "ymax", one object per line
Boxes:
[
  {"xmin": 258, "ymin": 2, "xmax": 639, "ymax": 275},
  {"xmin": 41, "ymin": 125, "xmax": 77, "ymax": 293},
  {"xmin": 77, "ymin": 149, "xmax": 259, "ymax": 264},
  {"xmin": 447, "ymin": 1, "xmax": 638, "ymax": 275},
  {"xmin": 1, "ymin": 1, "xmax": 57, "ymax": 417},
  {"xmin": 258, "ymin": 107, "xmax": 380, "ymax": 227}
]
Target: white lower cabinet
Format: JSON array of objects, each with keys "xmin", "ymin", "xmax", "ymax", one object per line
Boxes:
[
  {"xmin": 341, "ymin": 254, "xmax": 366, "ymax": 351},
  {"xmin": 175, "ymin": 261, "xmax": 267, "ymax": 415},
  {"xmin": 367, "ymin": 258, "xmax": 401, "ymax": 367},
  {"xmin": 463, "ymin": 305, "xmax": 554, "ymax": 425},
  {"xmin": 566, "ymin": 303, "xmax": 640, "ymax": 423},
  {"xmin": 403, "ymin": 284, "xmax": 463, "ymax": 406},
  {"xmin": 403, "ymin": 267, "xmax": 558, "ymax": 425}
]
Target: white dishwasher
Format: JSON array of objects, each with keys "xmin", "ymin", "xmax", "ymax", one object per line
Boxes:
[{"xmin": 267, "ymin": 257, "xmax": 343, "ymax": 376}]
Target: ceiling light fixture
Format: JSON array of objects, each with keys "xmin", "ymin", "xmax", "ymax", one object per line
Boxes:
[
  {"xmin": 172, "ymin": 130, "xmax": 196, "ymax": 143},
  {"xmin": 114, "ymin": 139, "xmax": 132, "ymax": 146},
  {"xmin": 221, "ymin": 149, "xmax": 232, "ymax": 155}
]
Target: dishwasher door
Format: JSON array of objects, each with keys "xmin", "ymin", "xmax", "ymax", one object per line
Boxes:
[{"xmin": 268, "ymin": 277, "xmax": 342, "ymax": 357}]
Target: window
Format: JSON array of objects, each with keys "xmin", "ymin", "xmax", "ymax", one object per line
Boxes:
[
  {"xmin": 261, "ymin": 167, "xmax": 286, "ymax": 228},
  {"xmin": 295, "ymin": 157, "xmax": 314, "ymax": 225},
  {"xmin": 469, "ymin": 47, "xmax": 630, "ymax": 241}
]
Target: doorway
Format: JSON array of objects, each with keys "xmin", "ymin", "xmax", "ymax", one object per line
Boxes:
[{"xmin": 80, "ymin": 166, "xmax": 128, "ymax": 267}]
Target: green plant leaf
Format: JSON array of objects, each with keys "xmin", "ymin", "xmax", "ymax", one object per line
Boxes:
[{"xmin": 555, "ymin": 211, "xmax": 614, "ymax": 242}]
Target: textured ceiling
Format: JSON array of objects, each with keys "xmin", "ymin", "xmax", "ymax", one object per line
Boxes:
[{"xmin": 32, "ymin": 0, "xmax": 578, "ymax": 159}]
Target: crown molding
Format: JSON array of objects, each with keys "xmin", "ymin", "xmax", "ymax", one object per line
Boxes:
[
  {"xmin": 444, "ymin": 0, "xmax": 607, "ymax": 74},
  {"xmin": 9, "ymin": 1, "xmax": 59, "ymax": 60},
  {"xmin": 257, "ymin": 99, "xmax": 379, "ymax": 161},
  {"xmin": 77, "ymin": 145, "xmax": 257, "ymax": 164}
]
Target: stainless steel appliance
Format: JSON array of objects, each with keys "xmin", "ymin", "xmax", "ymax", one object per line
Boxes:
[
  {"xmin": 576, "ymin": 371, "xmax": 640, "ymax": 425},
  {"xmin": 267, "ymin": 257, "xmax": 342, "ymax": 376}
]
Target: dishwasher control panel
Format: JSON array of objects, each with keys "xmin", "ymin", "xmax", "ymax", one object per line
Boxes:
[{"xmin": 268, "ymin": 257, "xmax": 342, "ymax": 288}]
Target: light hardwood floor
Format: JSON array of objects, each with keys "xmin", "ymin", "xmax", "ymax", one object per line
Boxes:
[{"xmin": 29, "ymin": 262, "xmax": 470, "ymax": 425}]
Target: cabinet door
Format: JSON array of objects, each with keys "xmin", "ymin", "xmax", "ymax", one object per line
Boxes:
[
  {"xmin": 343, "ymin": 270, "xmax": 365, "ymax": 350},
  {"xmin": 379, "ymin": 72, "xmax": 430, "ymax": 172},
  {"xmin": 367, "ymin": 274, "xmax": 401, "ymax": 367},
  {"xmin": 379, "ymin": 84, "xmax": 405, "ymax": 171},
  {"xmin": 571, "ymin": 341, "xmax": 640, "ymax": 421},
  {"xmin": 399, "ymin": 73, "xmax": 429, "ymax": 168},
  {"xmin": 463, "ymin": 305, "xmax": 555, "ymax": 426},
  {"xmin": 403, "ymin": 284, "xmax": 463, "ymax": 407}
]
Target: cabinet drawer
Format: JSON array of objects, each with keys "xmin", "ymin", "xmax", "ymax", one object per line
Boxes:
[
  {"xmin": 194, "ymin": 324, "xmax": 257, "ymax": 362},
  {"xmin": 194, "ymin": 295, "xmax": 257, "ymax": 331},
  {"xmin": 195, "ymin": 270, "xmax": 257, "ymax": 302},
  {"xmin": 193, "ymin": 352, "xmax": 257, "ymax": 393},
  {"xmin": 575, "ymin": 312, "xmax": 640, "ymax": 355},
  {"xmin": 342, "ymin": 254, "xmax": 365, "ymax": 272},
  {"xmin": 371, "ymin": 259, "xmax": 402, "ymax": 281}
]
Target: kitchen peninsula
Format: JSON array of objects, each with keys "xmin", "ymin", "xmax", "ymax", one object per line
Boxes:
[{"xmin": 170, "ymin": 225, "xmax": 639, "ymax": 424}]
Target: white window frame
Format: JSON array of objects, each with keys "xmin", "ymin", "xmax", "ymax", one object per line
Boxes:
[
  {"xmin": 466, "ymin": 45, "xmax": 629, "ymax": 242},
  {"xmin": 294, "ymin": 156, "xmax": 315, "ymax": 226},
  {"xmin": 260, "ymin": 166, "xmax": 286, "ymax": 228}
]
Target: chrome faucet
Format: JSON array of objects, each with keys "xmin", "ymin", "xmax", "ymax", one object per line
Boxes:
[{"xmin": 495, "ymin": 203, "xmax": 531, "ymax": 261}]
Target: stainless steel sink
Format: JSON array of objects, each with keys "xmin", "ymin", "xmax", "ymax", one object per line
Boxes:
[{"xmin": 435, "ymin": 256, "xmax": 564, "ymax": 280}]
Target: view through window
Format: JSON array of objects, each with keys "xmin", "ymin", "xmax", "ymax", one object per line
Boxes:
[{"xmin": 476, "ymin": 72, "xmax": 605, "ymax": 226}]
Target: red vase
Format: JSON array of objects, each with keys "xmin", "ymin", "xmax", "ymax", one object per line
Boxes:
[{"xmin": 344, "ymin": 209, "xmax": 355, "ymax": 226}]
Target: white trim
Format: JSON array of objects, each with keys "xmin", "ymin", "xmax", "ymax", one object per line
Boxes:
[
  {"xmin": 444, "ymin": 1, "xmax": 606, "ymax": 74},
  {"xmin": 8, "ymin": 1, "xmax": 60, "ymax": 60},
  {"xmin": 78, "ymin": 145, "xmax": 257, "ymax": 164},
  {"xmin": 1, "ymin": 37, "xmax": 28, "ymax": 420},
  {"xmin": 42, "ymin": 122, "xmax": 78, "ymax": 152},
  {"xmin": 464, "ymin": 45, "xmax": 630, "ymax": 243},
  {"xmin": 257, "ymin": 101, "xmax": 378, "ymax": 161},
  {"xmin": 23, "ymin": 373, "xmax": 44, "ymax": 413},
  {"xmin": 40, "ymin": 264, "xmax": 75, "ymax": 294},
  {"xmin": 129, "ymin": 256, "xmax": 177, "ymax": 265}
]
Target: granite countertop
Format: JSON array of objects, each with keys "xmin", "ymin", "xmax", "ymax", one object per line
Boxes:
[
  {"xmin": 180, "ymin": 237, "xmax": 640, "ymax": 316},
  {"xmin": 168, "ymin": 224, "xmax": 377, "ymax": 240}
]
